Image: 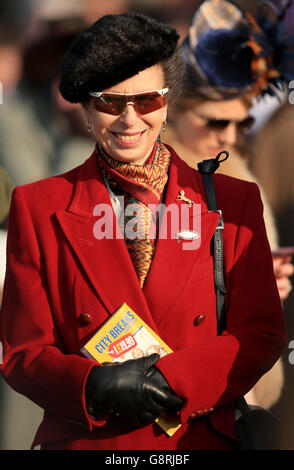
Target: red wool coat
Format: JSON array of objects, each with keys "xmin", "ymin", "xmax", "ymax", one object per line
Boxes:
[{"xmin": 0, "ymin": 146, "xmax": 287, "ymax": 450}]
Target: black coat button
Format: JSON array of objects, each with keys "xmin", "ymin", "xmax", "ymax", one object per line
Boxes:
[
  {"xmin": 194, "ymin": 314, "xmax": 206, "ymax": 326},
  {"xmin": 79, "ymin": 312, "xmax": 92, "ymax": 326}
]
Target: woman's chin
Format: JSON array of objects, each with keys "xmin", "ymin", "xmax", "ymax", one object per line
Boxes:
[{"xmin": 106, "ymin": 148, "xmax": 149, "ymax": 165}]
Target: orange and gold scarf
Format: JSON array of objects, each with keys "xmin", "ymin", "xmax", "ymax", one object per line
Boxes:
[{"xmin": 96, "ymin": 138, "xmax": 171, "ymax": 287}]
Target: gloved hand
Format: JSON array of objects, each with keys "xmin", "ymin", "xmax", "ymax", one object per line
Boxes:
[
  {"xmin": 145, "ymin": 364, "xmax": 179, "ymax": 397},
  {"xmin": 85, "ymin": 353, "xmax": 182, "ymax": 427},
  {"xmin": 145, "ymin": 364, "xmax": 183, "ymax": 417}
]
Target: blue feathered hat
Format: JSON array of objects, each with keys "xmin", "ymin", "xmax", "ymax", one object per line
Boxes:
[{"xmin": 181, "ymin": 0, "xmax": 294, "ymax": 100}]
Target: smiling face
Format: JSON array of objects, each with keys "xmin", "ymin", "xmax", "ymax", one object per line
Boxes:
[
  {"xmin": 84, "ymin": 64, "xmax": 168, "ymax": 165},
  {"xmin": 172, "ymin": 97, "xmax": 251, "ymax": 158}
]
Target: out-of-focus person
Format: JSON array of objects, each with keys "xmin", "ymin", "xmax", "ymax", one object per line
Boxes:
[
  {"xmin": 0, "ymin": 2, "xmax": 95, "ymax": 186},
  {"xmin": 164, "ymin": 0, "xmax": 294, "ymax": 411},
  {"xmin": 250, "ymin": 101, "xmax": 294, "ymax": 235},
  {"xmin": 250, "ymin": 100, "xmax": 294, "ymax": 448}
]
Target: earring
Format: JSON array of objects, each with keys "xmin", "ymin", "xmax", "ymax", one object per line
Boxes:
[
  {"xmin": 162, "ymin": 120, "xmax": 167, "ymax": 132},
  {"xmin": 87, "ymin": 122, "xmax": 93, "ymax": 134}
]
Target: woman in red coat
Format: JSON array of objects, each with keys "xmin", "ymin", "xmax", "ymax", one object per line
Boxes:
[{"xmin": 0, "ymin": 12, "xmax": 287, "ymax": 450}]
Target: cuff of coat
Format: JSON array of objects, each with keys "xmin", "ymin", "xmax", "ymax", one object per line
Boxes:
[
  {"xmin": 81, "ymin": 362, "xmax": 110, "ymax": 431},
  {"xmin": 155, "ymin": 355, "xmax": 215, "ymax": 425}
]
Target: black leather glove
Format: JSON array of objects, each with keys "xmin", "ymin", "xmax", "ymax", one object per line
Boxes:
[
  {"xmin": 85, "ymin": 353, "xmax": 182, "ymax": 427},
  {"xmin": 145, "ymin": 365, "xmax": 181, "ymax": 399},
  {"xmin": 145, "ymin": 364, "xmax": 183, "ymax": 416}
]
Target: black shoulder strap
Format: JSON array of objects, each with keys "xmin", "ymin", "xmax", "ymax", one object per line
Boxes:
[
  {"xmin": 198, "ymin": 151, "xmax": 260, "ymax": 450},
  {"xmin": 197, "ymin": 151, "xmax": 228, "ymax": 335}
]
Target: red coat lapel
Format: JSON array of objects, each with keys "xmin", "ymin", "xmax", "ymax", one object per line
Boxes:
[
  {"xmin": 55, "ymin": 152, "xmax": 157, "ymax": 331},
  {"xmin": 143, "ymin": 147, "xmax": 220, "ymax": 325}
]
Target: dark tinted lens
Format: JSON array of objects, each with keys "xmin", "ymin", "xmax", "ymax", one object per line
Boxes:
[
  {"xmin": 93, "ymin": 95, "xmax": 126, "ymax": 115},
  {"xmin": 206, "ymin": 116, "xmax": 255, "ymax": 132},
  {"xmin": 238, "ymin": 116, "xmax": 255, "ymax": 132},
  {"xmin": 134, "ymin": 92, "xmax": 165, "ymax": 114},
  {"xmin": 206, "ymin": 119, "xmax": 230, "ymax": 130}
]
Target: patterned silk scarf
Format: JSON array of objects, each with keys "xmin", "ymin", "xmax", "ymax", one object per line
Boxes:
[{"xmin": 96, "ymin": 138, "xmax": 171, "ymax": 287}]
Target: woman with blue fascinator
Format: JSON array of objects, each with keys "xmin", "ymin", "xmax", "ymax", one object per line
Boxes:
[
  {"xmin": 0, "ymin": 10, "xmax": 287, "ymax": 450},
  {"xmin": 166, "ymin": 0, "xmax": 294, "ymax": 412}
]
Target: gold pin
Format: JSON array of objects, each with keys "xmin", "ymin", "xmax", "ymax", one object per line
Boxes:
[{"xmin": 176, "ymin": 190, "xmax": 194, "ymax": 207}]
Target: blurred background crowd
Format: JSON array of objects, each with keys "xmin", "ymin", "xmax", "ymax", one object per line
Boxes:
[{"xmin": 0, "ymin": 0, "xmax": 294, "ymax": 450}]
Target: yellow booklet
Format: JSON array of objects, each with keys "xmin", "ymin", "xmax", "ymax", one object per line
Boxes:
[{"xmin": 81, "ymin": 302, "xmax": 181, "ymax": 437}]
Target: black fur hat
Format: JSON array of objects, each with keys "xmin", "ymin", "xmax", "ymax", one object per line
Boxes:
[{"xmin": 59, "ymin": 12, "xmax": 180, "ymax": 103}]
